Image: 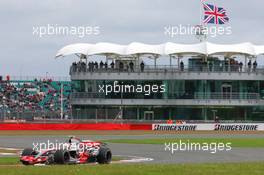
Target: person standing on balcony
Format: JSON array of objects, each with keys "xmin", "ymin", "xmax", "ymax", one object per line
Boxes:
[
  {"xmin": 253, "ymin": 60, "xmax": 257, "ymax": 72},
  {"xmin": 104, "ymin": 62, "xmax": 108, "ymax": 70},
  {"xmin": 91, "ymin": 61, "xmax": 94, "ymax": 72},
  {"xmin": 140, "ymin": 61, "xmax": 145, "ymax": 72},
  {"xmin": 209, "ymin": 61, "xmax": 213, "ymax": 72},
  {"xmin": 224, "ymin": 60, "xmax": 228, "ymax": 72},
  {"xmin": 239, "ymin": 62, "xmax": 243, "ymax": 72},
  {"xmin": 95, "ymin": 61, "xmax": 99, "ymax": 70},
  {"xmin": 180, "ymin": 61, "xmax": 184, "ymax": 71},
  {"xmin": 110, "ymin": 61, "xmax": 115, "ymax": 69},
  {"xmin": 129, "ymin": 61, "xmax": 134, "ymax": 72},
  {"xmin": 248, "ymin": 60, "xmax": 252, "ymax": 72},
  {"xmin": 119, "ymin": 61, "xmax": 124, "ymax": 71},
  {"xmin": 100, "ymin": 61, "xmax": 104, "ymax": 69}
]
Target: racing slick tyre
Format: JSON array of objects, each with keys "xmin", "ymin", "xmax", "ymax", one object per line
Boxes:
[
  {"xmin": 21, "ymin": 148, "xmax": 36, "ymax": 156},
  {"xmin": 97, "ymin": 147, "xmax": 112, "ymax": 164},
  {"xmin": 54, "ymin": 150, "xmax": 70, "ymax": 164}
]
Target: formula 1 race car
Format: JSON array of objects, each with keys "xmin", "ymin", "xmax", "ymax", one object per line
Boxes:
[{"xmin": 20, "ymin": 137, "xmax": 112, "ymax": 165}]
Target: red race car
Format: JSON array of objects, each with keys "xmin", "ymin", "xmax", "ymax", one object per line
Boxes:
[{"xmin": 20, "ymin": 137, "xmax": 112, "ymax": 165}]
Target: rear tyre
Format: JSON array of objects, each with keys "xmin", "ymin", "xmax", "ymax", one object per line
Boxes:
[
  {"xmin": 54, "ymin": 150, "xmax": 70, "ymax": 164},
  {"xmin": 97, "ymin": 147, "xmax": 112, "ymax": 164}
]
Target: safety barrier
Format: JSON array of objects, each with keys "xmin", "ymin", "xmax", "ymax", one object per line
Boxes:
[
  {"xmin": 0, "ymin": 123, "xmax": 151, "ymax": 130},
  {"xmin": 152, "ymin": 123, "xmax": 264, "ymax": 131}
]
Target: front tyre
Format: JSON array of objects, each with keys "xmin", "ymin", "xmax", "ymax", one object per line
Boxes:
[
  {"xmin": 97, "ymin": 147, "xmax": 112, "ymax": 164},
  {"xmin": 54, "ymin": 150, "xmax": 70, "ymax": 164}
]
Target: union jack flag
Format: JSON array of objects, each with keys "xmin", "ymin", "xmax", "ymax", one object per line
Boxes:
[{"xmin": 203, "ymin": 3, "xmax": 229, "ymax": 24}]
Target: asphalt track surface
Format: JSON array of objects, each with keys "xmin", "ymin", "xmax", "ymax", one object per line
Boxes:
[{"xmin": 1, "ymin": 134, "xmax": 264, "ymax": 163}]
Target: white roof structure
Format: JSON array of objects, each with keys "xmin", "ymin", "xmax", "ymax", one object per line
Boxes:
[{"xmin": 56, "ymin": 42, "xmax": 264, "ymax": 58}]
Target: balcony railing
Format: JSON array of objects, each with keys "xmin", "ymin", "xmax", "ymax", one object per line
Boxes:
[
  {"xmin": 70, "ymin": 64, "xmax": 264, "ymax": 74},
  {"xmin": 71, "ymin": 92, "xmax": 261, "ymax": 100}
]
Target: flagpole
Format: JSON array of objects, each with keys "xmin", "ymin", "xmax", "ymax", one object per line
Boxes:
[{"xmin": 200, "ymin": 0, "xmax": 203, "ymax": 25}]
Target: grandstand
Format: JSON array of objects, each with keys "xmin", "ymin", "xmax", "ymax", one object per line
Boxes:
[
  {"xmin": 0, "ymin": 77, "xmax": 71, "ymax": 121},
  {"xmin": 2, "ymin": 42, "xmax": 264, "ymax": 123}
]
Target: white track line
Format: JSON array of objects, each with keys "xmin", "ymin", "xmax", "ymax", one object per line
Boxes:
[
  {"xmin": 114, "ymin": 155, "xmax": 154, "ymax": 163},
  {"xmin": 0, "ymin": 153, "xmax": 17, "ymax": 156},
  {"xmin": 0, "ymin": 147, "xmax": 21, "ymax": 151}
]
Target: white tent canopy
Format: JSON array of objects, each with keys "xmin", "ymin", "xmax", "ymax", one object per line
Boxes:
[{"xmin": 56, "ymin": 42, "xmax": 264, "ymax": 58}]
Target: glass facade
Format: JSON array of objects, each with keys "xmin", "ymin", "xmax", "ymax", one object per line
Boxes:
[
  {"xmin": 71, "ymin": 105, "xmax": 264, "ymax": 121},
  {"xmin": 71, "ymin": 79, "xmax": 264, "ymax": 121},
  {"xmin": 72, "ymin": 80, "xmax": 263, "ymax": 99}
]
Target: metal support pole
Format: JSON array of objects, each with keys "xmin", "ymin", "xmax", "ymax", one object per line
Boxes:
[
  {"xmin": 105, "ymin": 108, "xmax": 108, "ymax": 120},
  {"xmin": 169, "ymin": 55, "xmax": 172, "ymax": 68},
  {"xmin": 60, "ymin": 83, "xmax": 63, "ymax": 119},
  {"xmin": 244, "ymin": 108, "xmax": 247, "ymax": 121},
  {"xmin": 95, "ymin": 108, "xmax": 98, "ymax": 123},
  {"xmin": 245, "ymin": 55, "xmax": 247, "ymax": 69},
  {"xmin": 137, "ymin": 107, "xmax": 139, "ymax": 120},
  {"xmin": 228, "ymin": 58, "xmax": 231, "ymax": 72},
  {"xmin": 177, "ymin": 56, "xmax": 180, "ymax": 69}
]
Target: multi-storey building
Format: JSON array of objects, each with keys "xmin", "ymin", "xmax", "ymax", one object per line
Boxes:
[{"xmin": 56, "ymin": 42, "xmax": 264, "ymax": 121}]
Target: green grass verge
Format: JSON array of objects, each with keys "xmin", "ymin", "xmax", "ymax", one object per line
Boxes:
[
  {"xmin": 106, "ymin": 138, "xmax": 264, "ymax": 147},
  {"xmin": 0, "ymin": 162, "xmax": 264, "ymax": 175},
  {"xmin": 0, "ymin": 157, "xmax": 20, "ymax": 165}
]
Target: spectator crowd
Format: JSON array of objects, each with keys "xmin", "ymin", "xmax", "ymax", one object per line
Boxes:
[
  {"xmin": 0, "ymin": 78, "xmax": 71, "ymax": 118},
  {"xmin": 70, "ymin": 60, "xmax": 145, "ymax": 73}
]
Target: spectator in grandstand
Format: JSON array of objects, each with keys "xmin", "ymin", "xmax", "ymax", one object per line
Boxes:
[
  {"xmin": 140, "ymin": 61, "xmax": 145, "ymax": 72},
  {"xmin": 215, "ymin": 115, "xmax": 220, "ymax": 123},
  {"xmin": 167, "ymin": 119, "xmax": 173, "ymax": 124}
]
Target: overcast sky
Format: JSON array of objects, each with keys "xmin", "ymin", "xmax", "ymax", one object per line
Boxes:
[{"xmin": 0, "ymin": 0, "xmax": 263, "ymax": 77}]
